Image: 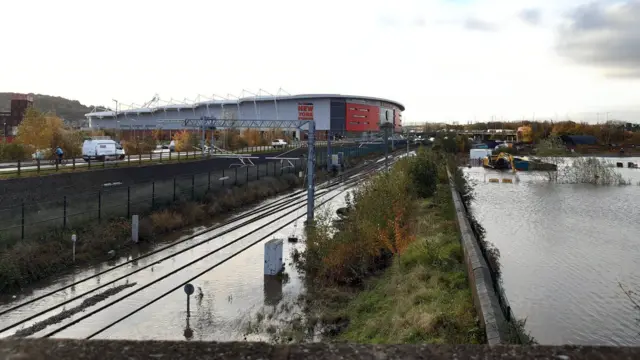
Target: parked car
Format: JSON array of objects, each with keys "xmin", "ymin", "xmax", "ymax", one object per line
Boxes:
[
  {"xmin": 272, "ymin": 139, "xmax": 287, "ymax": 149},
  {"xmin": 82, "ymin": 139, "xmax": 120, "ymax": 162}
]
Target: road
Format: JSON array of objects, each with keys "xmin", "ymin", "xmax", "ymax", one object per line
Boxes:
[
  {"xmin": 0, "ymin": 142, "xmax": 358, "ymax": 175},
  {"xmin": 0, "ymin": 147, "xmax": 303, "ymax": 174}
]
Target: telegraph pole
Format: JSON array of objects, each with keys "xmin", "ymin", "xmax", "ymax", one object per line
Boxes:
[
  {"xmin": 381, "ymin": 122, "xmax": 392, "ymax": 172},
  {"xmin": 307, "ymin": 121, "xmax": 316, "ymax": 223}
]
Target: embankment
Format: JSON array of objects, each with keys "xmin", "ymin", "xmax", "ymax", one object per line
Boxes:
[
  {"xmin": 0, "ymin": 145, "xmax": 378, "ymax": 242},
  {"xmin": 447, "ymin": 160, "xmax": 533, "ymax": 344},
  {"xmin": 0, "ymin": 147, "xmax": 394, "ymax": 292},
  {"xmin": 253, "ymin": 148, "xmax": 481, "ymax": 343}
]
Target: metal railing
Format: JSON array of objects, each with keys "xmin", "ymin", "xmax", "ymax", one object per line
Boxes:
[{"xmin": 0, "ymin": 141, "xmax": 360, "ymax": 178}]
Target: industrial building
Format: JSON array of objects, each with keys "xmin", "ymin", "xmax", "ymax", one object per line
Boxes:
[
  {"xmin": 0, "ymin": 94, "xmax": 33, "ymax": 141},
  {"xmin": 84, "ymin": 94, "xmax": 404, "ymax": 140}
]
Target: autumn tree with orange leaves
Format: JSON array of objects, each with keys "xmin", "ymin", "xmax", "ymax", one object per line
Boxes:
[{"xmin": 302, "ymin": 155, "xmax": 427, "ymax": 285}]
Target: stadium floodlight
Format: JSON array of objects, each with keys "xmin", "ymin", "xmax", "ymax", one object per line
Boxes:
[
  {"xmin": 227, "ymin": 93, "xmax": 241, "ymax": 119},
  {"xmin": 242, "ymin": 89, "xmax": 260, "ymax": 120},
  {"xmin": 277, "ymin": 88, "xmax": 291, "ymax": 96},
  {"xmin": 259, "ymin": 89, "xmax": 278, "ymax": 120},
  {"xmin": 112, "ymin": 99, "xmax": 119, "ymax": 118},
  {"xmin": 183, "ymin": 97, "xmax": 197, "ymax": 115}
]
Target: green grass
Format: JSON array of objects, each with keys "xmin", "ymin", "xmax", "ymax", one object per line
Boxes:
[{"xmin": 331, "ymin": 189, "xmax": 482, "ymax": 344}]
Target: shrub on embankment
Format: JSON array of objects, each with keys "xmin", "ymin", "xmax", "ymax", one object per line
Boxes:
[
  {"xmin": 0, "ymin": 174, "xmax": 301, "ymax": 292},
  {"xmin": 290, "ymin": 148, "xmax": 481, "ymax": 343}
]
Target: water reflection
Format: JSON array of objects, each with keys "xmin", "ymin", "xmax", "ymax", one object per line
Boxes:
[
  {"xmin": 466, "ymin": 158, "xmax": 640, "ymax": 346},
  {"xmin": 264, "ymin": 276, "xmax": 283, "ymax": 307},
  {"xmin": 183, "ymin": 317, "xmax": 193, "ymax": 340}
]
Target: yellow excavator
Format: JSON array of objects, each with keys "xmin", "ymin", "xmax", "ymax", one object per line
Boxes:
[{"xmin": 483, "ymin": 152, "xmax": 517, "ymax": 173}]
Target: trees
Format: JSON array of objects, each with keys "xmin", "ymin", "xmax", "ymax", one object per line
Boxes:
[
  {"xmin": 16, "ymin": 108, "xmax": 64, "ymax": 152},
  {"xmin": 172, "ymin": 130, "xmax": 197, "ymax": 152}
]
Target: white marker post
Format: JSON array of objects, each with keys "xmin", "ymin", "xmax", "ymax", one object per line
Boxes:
[
  {"xmin": 71, "ymin": 234, "xmax": 77, "ymax": 263},
  {"xmin": 132, "ymin": 215, "xmax": 139, "ymax": 243}
]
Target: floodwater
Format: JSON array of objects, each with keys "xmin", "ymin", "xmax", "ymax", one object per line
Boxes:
[
  {"xmin": 465, "ymin": 156, "xmax": 640, "ymax": 346},
  {"xmin": 0, "ymin": 172, "xmax": 362, "ymax": 341}
]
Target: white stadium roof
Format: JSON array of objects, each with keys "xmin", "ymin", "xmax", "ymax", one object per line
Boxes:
[{"xmin": 86, "ymin": 94, "xmax": 405, "ymax": 118}]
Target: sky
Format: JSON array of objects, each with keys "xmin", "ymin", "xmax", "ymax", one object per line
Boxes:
[{"xmin": 1, "ymin": 0, "xmax": 639, "ymax": 124}]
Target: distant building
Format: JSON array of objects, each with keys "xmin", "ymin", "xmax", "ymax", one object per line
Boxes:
[
  {"xmin": 85, "ymin": 94, "xmax": 404, "ymax": 140},
  {"xmin": 0, "ymin": 94, "xmax": 34, "ymax": 141}
]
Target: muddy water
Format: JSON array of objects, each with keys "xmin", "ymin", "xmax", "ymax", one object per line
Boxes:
[
  {"xmin": 465, "ymin": 157, "xmax": 640, "ymax": 346},
  {"xmin": 0, "ymin": 184, "xmax": 352, "ymax": 341}
]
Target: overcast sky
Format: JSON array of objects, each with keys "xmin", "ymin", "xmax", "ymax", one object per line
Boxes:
[{"xmin": 1, "ymin": 0, "xmax": 639, "ymax": 123}]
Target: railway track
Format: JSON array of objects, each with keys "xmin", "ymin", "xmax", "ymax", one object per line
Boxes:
[{"xmin": 0, "ymin": 150, "xmax": 410, "ymax": 339}]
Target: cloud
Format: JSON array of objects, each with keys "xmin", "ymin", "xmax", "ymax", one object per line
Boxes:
[
  {"xmin": 464, "ymin": 17, "xmax": 498, "ymax": 31},
  {"xmin": 519, "ymin": 8, "xmax": 542, "ymax": 25},
  {"xmin": 556, "ymin": 1, "xmax": 640, "ymax": 78}
]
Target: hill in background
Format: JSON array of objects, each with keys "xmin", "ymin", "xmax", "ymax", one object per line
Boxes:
[{"xmin": 0, "ymin": 93, "xmax": 94, "ymax": 127}]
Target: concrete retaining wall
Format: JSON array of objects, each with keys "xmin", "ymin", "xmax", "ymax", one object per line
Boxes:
[
  {"xmin": 1, "ymin": 339, "xmax": 637, "ymax": 359},
  {"xmin": 448, "ymin": 171, "xmax": 509, "ymax": 345}
]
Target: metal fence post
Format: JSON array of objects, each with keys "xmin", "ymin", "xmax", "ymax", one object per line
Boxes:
[
  {"xmin": 37, "ymin": 159, "xmax": 40, "ymax": 174},
  {"xmin": 17, "ymin": 160, "xmax": 20, "ymax": 176},
  {"xmin": 127, "ymin": 186, "xmax": 131, "ymax": 218},
  {"xmin": 98, "ymin": 191, "xmax": 102, "ymax": 222},
  {"xmin": 21, "ymin": 201, "xmax": 25, "ymax": 240},
  {"xmin": 63, "ymin": 196, "xmax": 67, "ymax": 229},
  {"xmin": 173, "ymin": 177, "xmax": 177, "ymax": 202},
  {"xmin": 191, "ymin": 174, "xmax": 195, "ymax": 200},
  {"xmin": 72, "ymin": 157, "xmax": 76, "ymax": 170},
  {"xmin": 160, "ymin": 151, "xmax": 162, "ymax": 163}
]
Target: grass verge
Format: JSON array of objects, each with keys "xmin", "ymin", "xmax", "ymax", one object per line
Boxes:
[
  {"xmin": 323, "ymin": 189, "xmax": 482, "ymax": 344},
  {"xmin": 246, "ymin": 148, "xmax": 481, "ymax": 344}
]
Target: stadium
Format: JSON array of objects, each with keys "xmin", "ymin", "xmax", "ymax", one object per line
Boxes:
[{"xmin": 84, "ymin": 93, "xmax": 405, "ymax": 140}]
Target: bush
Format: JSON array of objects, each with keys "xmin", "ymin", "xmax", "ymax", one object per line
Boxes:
[
  {"xmin": 0, "ymin": 143, "xmax": 29, "ymax": 161},
  {"xmin": 149, "ymin": 210, "xmax": 184, "ymax": 233},
  {"xmin": 122, "ymin": 137, "xmax": 157, "ymax": 155},
  {"xmin": 408, "ymin": 148, "xmax": 439, "ymax": 198},
  {"xmin": 302, "ymin": 160, "xmax": 417, "ymax": 285}
]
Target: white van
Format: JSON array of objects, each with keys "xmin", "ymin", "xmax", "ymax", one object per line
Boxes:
[
  {"xmin": 82, "ymin": 139, "xmax": 120, "ymax": 162},
  {"xmin": 115, "ymin": 143, "xmax": 126, "ymax": 160}
]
